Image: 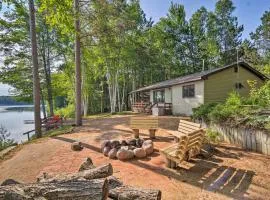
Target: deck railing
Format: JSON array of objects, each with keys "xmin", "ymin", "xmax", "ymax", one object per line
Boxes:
[
  {"xmin": 131, "ymin": 102, "xmax": 172, "ymax": 114},
  {"xmin": 131, "ymin": 102, "xmax": 151, "ymax": 113}
]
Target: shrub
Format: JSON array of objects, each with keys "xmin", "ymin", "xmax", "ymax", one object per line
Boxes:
[
  {"xmin": 265, "ymin": 121, "xmax": 270, "ymax": 131},
  {"xmin": 192, "ymin": 103, "xmax": 217, "ymax": 122},
  {"xmin": 248, "ymin": 80, "xmax": 270, "ymax": 107},
  {"xmin": 205, "ymin": 129, "xmax": 220, "ymax": 143},
  {"xmin": 0, "ymin": 125, "xmax": 15, "ymax": 151},
  {"xmin": 208, "ymin": 104, "xmax": 233, "ymax": 122},
  {"xmin": 245, "ymin": 115, "xmax": 270, "ymax": 130},
  {"xmin": 55, "ymin": 104, "xmax": 75, "ymax": 118},
  {"xmin": 209, "ymin": 92, "xmax": 249, "ymax": 123}
]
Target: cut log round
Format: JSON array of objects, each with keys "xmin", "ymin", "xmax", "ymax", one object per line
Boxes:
[
  {"xmin": 37, "ymin": 163, "xmax": 113, "ymax": 183},
  {"xmin": 82, "ymin": 164, "xmax": 113, "ymax": 180},
  {"xmin": 0, "ymin": 179, "xmax": 108, "ymax": 200},
  {"xmin": 71, "ymin": 141, "xmax": 83, "ymax": 151},
  {"xmin": 107, "ymin": 176, "xmax": 123, "ymax": 190},
  {"xmin": 109, "ymin": 186, "xmax": 161, "ymax": 200}
]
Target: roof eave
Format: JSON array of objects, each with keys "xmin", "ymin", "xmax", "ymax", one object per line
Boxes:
[
  {"xmin": 201, "ymin": 61, "xmax": 269, "ymax": 81},
  {"xmin": 129, "ymin": 77, "xmax": 202, "ymax": 94}
]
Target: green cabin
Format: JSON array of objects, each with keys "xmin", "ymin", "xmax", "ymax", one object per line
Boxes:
[{"xmin": 130, "ymin": 61, "xmax": 268, "ymax": 116}]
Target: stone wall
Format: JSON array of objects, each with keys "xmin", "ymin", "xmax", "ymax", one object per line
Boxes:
[{"xmin": 210, "ymin": 124, "xmax": 270, "ymax": 155}]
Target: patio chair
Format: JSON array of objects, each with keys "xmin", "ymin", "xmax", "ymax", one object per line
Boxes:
[{"xmin": 160, "ymin": 120, "xmax": 205, "ymax": 168}]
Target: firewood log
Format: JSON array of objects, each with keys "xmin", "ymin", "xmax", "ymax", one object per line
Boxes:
[
  {"xmin": 37, "ymin": 163, "xmax": 113, "ymax": 183},
  {"xmin": 109, "ymin": 185, "xmax": 161, "ymax": 200},
  {"xmin": 0, "ymin": 179, "xmax": 108, "ymax": 200}
]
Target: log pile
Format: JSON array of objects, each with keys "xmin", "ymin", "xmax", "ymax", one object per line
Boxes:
[{"xmin": 0, "ymin": 157, "xmax": 161, "ymax": 200}]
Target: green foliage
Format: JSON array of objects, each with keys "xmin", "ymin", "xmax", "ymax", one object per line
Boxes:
[
  {"xmin": 265, "ymin": 121, "xmax": 270, "ymax": 131},
  {"xmin": 0, "ymin": 125, "xmax": 15, "ymax": 151},
  {"xmin": 248, "ymin": 80, "xmax": 270, "ymax": 107},
  {"xmin": 0, "ymin": 0, "xmax": 269, "ymax": 118},
  {"xmin": 208, "ymin": 92, "xmax": 248, "ymax": 123},
  {"xmin": 192, "ymin": 103, "xmax": 217, "ymax": 122},
  {"xmin": 245, "ymin": 115, "xmax": 270, "ymax": 131},
  {"xmin": 206, "ymin": 129, "xmax": 221, "ymax": 143},
  {"xmin": 55, "ymin": 104, "xmax": 75, "ymax": 118},
  {"xmin": 45, "ymin": 125, "xmax": 73, "ymax": 137}
]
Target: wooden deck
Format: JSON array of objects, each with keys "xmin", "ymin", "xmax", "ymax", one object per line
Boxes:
[{"xmin": 131, "ymin": 102, "xmax": 172, "ymax": 115}]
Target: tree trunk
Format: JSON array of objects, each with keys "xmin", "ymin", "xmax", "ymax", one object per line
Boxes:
[
  {"xmin": 0, "ymin": 179, "xmax": 108, "ymax": 200},
  {"xmin": 41, "ymin": 88, "xmax": 47, "ymax": 119},
  {"xmin": 37, "ymin": 163, "xmax": 113, "ymax": 183},
  {"xmin": 100, "ymin": 81, "xmax": 104, "ymax": 113},
  {"xmin": 83, "ymin": 95, "xmax": 88, "ymax": 116},
  {"xmin": 46, "ymin": 43, "xmax": 54, "ymax": 116},
  {"xmin": 74, "ymin": 0, "xmax": 82, "ymax": 126},
  {"xmin": 121, "ymin": 79, "xmax": 125, "ymax": 111},
  {"xmin": 82, "ymin": 63, "xmax": 89, "ymax": 116},
  {"xmin": 109, "ymin": 186, "xmax": 161, "ymax": 200},
  {"xmin": 40, "ymin": 22, "xmax": 54, "ymax": 117},
  {"xmin": 28, "ymin": 0, "xmax": 41, "ymax": 138}
]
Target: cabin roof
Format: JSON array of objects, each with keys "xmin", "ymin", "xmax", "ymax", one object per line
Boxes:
[{"xmin": 130, "ymin": 61, "xmax": 268, "ymax": 93}]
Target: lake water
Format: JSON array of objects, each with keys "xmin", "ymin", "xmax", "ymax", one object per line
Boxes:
[{"xmin": 0, "ymin": 106, "xmax": 42, "ymax": 143}]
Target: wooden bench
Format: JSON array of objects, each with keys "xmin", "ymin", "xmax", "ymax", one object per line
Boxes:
[
  {"xmin": 130, "ymin": 117, "xmax": 159, "ymax": 139},
  {"xmin": 160, "ymin": 120, "xmax": 205, "ymax": 168}
]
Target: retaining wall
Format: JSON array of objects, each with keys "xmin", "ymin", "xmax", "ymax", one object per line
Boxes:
[{"xmin": 210, "ymin": 124, "xmax": 270, "ymax": 155}]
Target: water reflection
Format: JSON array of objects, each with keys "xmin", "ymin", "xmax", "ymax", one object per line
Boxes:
[
  {"xmin": 0, "ymin": 106, "xmax": 36, "ymax": 143},
  {"xmin": 4, "ymin": 106, "xmax": 34, "ymax": 112}
]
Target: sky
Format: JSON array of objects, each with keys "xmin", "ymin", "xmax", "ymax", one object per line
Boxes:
[
  {"xmin": 140, "ymin": 0, "xmax": 270, "ymax": 39},
  {"xmin": 0, "ymin": 84, "xmax": 12, "ymax": 96},
  {"xmin": 0, "ymin": 0, "xmax": 270, "ymax": 96}
]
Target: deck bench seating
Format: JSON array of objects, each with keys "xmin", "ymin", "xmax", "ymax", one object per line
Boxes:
[
  {"xmin": 130, "ymin": 117, "xmax": 159, "ymax": 139},
  {"xmin": 160, "ymin": 120, "xmax": 205, "ymax": 168}
]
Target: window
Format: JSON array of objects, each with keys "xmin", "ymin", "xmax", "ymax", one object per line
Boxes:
[
  {"xmin": 153, "ymin": 90, "xmax": 165, "ymax": 103},
  {"xmin": 183, "ymin": 84, "xmax": 195, "ymax": 98}
]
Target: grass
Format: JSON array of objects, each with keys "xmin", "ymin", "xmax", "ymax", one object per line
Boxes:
[
  {"xmin": 85, "ymin": 111, "xmax": 136, "ymax": 119},
  {"xmin": 45, "ymin": 125, "xmax": 74, "ymax": 137},
  {"xmin": 28, "ymin": 125, "xmax": 74, "ymax": 141}
]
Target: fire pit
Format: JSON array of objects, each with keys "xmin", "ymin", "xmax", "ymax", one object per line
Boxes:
[{"xmin": 101, "ymin": 138, "xmax": 154, "ymax": 160}]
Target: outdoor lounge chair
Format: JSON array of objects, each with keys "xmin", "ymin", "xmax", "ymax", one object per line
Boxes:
[{"xmin": 160, "ymin": 120, "xmax": 205, "ymax": 168}]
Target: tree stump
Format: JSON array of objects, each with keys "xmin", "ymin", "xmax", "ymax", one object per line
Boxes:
[{"xmin": 71, "ymin": 141, "xmax": 83, "ymax": 151}]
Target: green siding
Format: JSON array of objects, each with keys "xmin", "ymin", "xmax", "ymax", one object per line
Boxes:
[{"xmin": 204, "ymin": 65, "xmax": 264, "ymax": 103}]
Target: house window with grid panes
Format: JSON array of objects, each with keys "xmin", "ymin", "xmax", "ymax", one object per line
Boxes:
[
  {"xmin": 153, "ymin": 90, "xmax": 165, "ymax": 103},
  {"xmin": 182, "ymin": 84, "xmax": 195, "ymax": 98}
]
